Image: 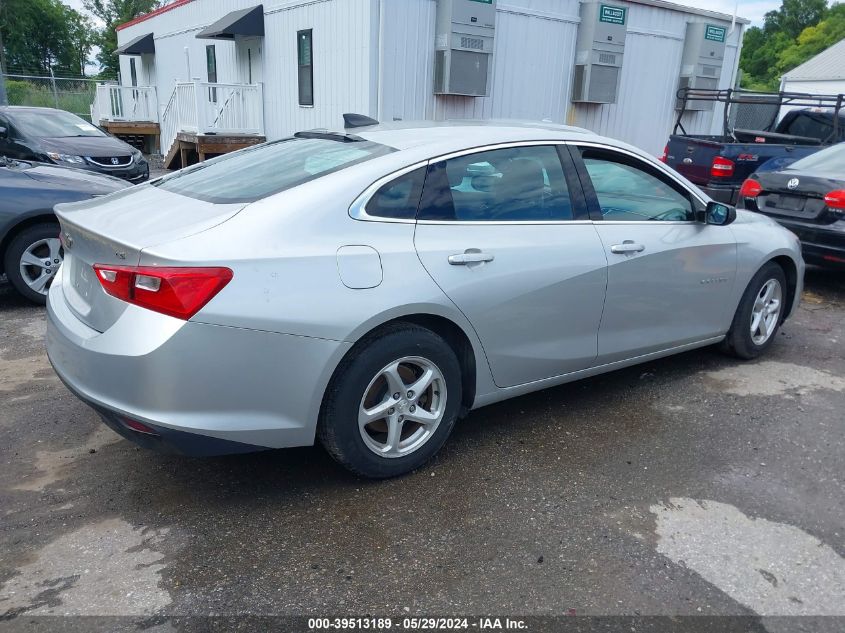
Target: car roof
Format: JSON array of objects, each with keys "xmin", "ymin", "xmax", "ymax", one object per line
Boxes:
[{"xmin": 354, "ymin": 119, "xmax": 601, "ymax": 155}]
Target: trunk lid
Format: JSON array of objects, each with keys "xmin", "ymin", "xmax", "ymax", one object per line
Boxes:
[
  {"xmin": 55, "ymin": 184, "xmax": 247, "ymax": 332},
  {"xmin": 754, "ymin": 170, "xmax": 843, "ymax": 225}
]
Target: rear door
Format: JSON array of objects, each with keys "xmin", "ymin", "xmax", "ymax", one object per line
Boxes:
[
  {"xmin": 570, "ymin": 144, "xmax": 737, "ymax": 364},
  {"xmin": 413, "ymin": 143, "xmax": 608, "ymax": 388}
]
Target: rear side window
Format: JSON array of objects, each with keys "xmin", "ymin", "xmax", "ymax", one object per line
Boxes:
[
  {"xmin": 418, "ymin": 145, "xmax": 574, "ymax": 221},
  {"xmin": 365, "ymin": 167, "xmax": 426, "ymax": 220},
  {"xmin": 789, "ymin": 143, "xmax": 845, "ymax": 173},
  {"xmin": 783, "ymin": 112, "xmax": 844, "ymax": 143},
  {"xmin": 154, "ymin": 137, "xmax": 394, "ymax": 203}
]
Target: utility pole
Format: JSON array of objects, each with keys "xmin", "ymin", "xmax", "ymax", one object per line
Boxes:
[{"xmin": 0, "ymin": 29, "xmax": 8, "ymax": 106}]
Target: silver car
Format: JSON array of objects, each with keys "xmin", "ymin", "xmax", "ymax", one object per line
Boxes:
[{"xmin": 46, "ymin": 122, "xmax": 804, "ymax": 478}]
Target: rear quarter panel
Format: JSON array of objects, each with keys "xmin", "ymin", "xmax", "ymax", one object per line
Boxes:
[{"xmin": 138, "ymin": 162, "xmax": 499, "ymax": 416}]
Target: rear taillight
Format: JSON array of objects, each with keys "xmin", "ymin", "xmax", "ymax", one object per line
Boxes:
[
  {"xmin": 93, "ymin": 264, "xmax": 233, "ymax": 320},
  {"xmin": 824, "ymin": 190, "xmax": 845, "ymax": 210},
  {"xmin": 711, "ymin": 156, "xmax": 735, "ymax": 178},
  {"xmin": 739, "ymin": 178, "xmax": 762, "ymax": 198},
  {"xmin": 659, "ymin": 145, "xmax": 669, "ymax": 163}
]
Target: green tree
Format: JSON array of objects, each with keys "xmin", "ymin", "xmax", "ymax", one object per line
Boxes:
[
  {"xmin": 777, "ymin": 3, "xmax": 845, "ymax": 75},
  {"xmin": 84, "ymin": 0, "xmax": 159, "ymax": 79},
  {"xmin": 739, "ymin": 0, "xmax": 842, "ymax": 91},
  {"xmin": 0, "ymin": 0, "xmax": 93, "ymax": 76},
  {"xmin": 764, "ymin": 0, "xmax": 829, "ymax": 38}
]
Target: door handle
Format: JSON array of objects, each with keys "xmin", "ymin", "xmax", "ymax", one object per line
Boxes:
[
  {"xmin": 448, "ymin": 251, "xmax": 495, "ymax": 265},
  {"xmin": 610, "ymin": 241, "xmax": 645, "ymax": 254}
]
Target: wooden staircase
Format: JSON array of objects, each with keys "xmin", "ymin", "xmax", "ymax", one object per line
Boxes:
[{"xmin": 163, "ymin": 131, "xmax": 265, "ymax": 170}]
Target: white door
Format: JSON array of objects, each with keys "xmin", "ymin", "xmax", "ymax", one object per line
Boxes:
[{"xmin": 238, "ymin": 38, "xmax": 263, "ymax": 84}]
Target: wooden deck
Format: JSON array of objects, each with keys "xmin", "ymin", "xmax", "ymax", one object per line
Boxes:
[
  {"xmin": 100, "ymin": 121, "xmax": 160, "ymax": 154},
  {"xmin": 164, "ymin": 132, "xmax": 266, "ymax": 170}
]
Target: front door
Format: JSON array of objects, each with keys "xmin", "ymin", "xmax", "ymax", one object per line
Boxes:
[
  {"xmin": 414, "ymin": 143, "xmax": 608, "ymax": 388},
  {"xmin": 570, "ymin": 144, "xmax": 737, "ymax": 364},
  {"xmin": 238, "ymin": 38, "xmax": 263, "ymax": 84}
]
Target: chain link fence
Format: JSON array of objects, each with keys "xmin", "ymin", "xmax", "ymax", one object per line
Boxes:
[{"xmin": 2, "ymin": 74, "xmax": 115, "ymax": 122}]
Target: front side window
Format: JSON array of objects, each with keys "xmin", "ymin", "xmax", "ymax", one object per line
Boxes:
[
  {"xmin": 365, "ymin": 167, "xmax": 426, "ymax": 220},
  {"xmin": 418, "ymin": 145, "xmax": 573, "ymax": 221},
  {"xmin": 580, "ymin": 149, "xmax": 695, "ymax": 222},
  {"xmin": 154, "ymin": 137, "xmax": 394, "ymax": 204},
  {"xmin": 298, "ymin": 30, "xmax": 314, "ymax": 106}
]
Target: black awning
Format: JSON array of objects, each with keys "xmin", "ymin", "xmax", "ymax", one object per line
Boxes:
[
  {"xmin": 195, "ymin": 4, "xmax": 264, "ymax": 40},
  {"xmin": 114, "ymin": 32, "xmax": 155, "ymax": 55}
]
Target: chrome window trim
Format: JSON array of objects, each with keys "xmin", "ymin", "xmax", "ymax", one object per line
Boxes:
[
  {"xmin": 416, "ymin": 220, "xmax": 594, "ymax": 226},
  {"xmin": 349, "ymin": 139, "xmax": 708, "ymax": 226}
]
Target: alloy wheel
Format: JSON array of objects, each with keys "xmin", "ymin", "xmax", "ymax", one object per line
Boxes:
[
  {"xmin": 18, "ymin": 238, "xmax": 63, "ymax": 296},
  {"xmin": 358, "ymin": 356, "xmax": 447, "ymax": 458},
  {"xmin": 750, "ymin": 278, "xmax": 782, "ymax": 345}
]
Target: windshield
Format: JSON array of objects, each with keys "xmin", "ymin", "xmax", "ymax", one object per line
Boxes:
[
  {"xmin": 10, "ymin": 109, "xmax": 106, "ymax": 138},
  {"xmin": 154, "ymin": 137, "xmax": 395, "ymax": 203},
  {"xmin": 789, "ymin": 143, "xmax": 845, "ymax": 174}
]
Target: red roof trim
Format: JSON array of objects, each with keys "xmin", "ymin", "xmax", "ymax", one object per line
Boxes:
[{"xmin": 116, "ymin": 0, "xmax": 195, "ymax": 31}]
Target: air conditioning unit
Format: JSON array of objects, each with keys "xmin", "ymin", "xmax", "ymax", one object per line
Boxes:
[
  {"xmin": 434, "ymin": 0, "xmax": 496, "ymax": 97},
  {"xmin": 676, "ymin": 22, "xmax": 728, "ymax": 111},
  {"xmin": 572, "ymin": 2, "xmax": 627, "ymax": 104}
]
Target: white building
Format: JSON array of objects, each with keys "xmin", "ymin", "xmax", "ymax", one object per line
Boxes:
[
  {"xmin": 781, "ymin": 37, "xmax": 845, "ymax": 97},
  {"xmin": 91, "ymin": 0, "xmax": 747, "ymax": 167}
]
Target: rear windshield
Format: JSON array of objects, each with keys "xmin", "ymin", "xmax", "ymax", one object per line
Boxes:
[
  {"xmin": 154, "ymin": 137, "xmax": 395, "ymax": 203},
  {"xmin": 789, "ymin": 142, "xmax": 845, "ymax": 174},
  {"xmin": 10, "ymin": 109, "xmax": 106, "ymax": 138}
]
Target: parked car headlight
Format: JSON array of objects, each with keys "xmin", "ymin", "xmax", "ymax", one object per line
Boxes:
[
  {"xmin": 131, "ymin": 148, "xmax": 144, "ymax": 162},
  {"xmin": 47, "ymin": 152, "xmax": 85, "ymax": 165}
]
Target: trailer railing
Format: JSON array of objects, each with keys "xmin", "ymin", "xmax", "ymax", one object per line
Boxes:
[
  {"xmin": 157, "ymin": 81, "xmax": 264, "ymax": 154},
  {"xmin": 93, "ymin": 84, "xmax": 159, "ymax": 123}
]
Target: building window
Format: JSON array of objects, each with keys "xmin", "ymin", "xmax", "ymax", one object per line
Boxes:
[
  {"xmin": 129, "ymin": 57, "xmax": 138, "ymax": 86},
  {"xmin": 206, "ymin": 44, "xmax": 218, "ymax": 102},
  {"xmin": 297, "ymin": 29, "xmax": 313, "ymax": 106}
]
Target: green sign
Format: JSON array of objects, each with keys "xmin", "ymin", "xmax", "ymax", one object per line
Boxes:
[
  {"xmin": 705, "ymin": 24, "xmax": 727, "ymax": 42},
  {"xmin": 599, "ymin": 4, "xmax": 627, "ymax": 25}
]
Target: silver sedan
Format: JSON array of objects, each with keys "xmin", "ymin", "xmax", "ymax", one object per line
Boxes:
[{"xmin": 46, "ymin": 122, "xmax": 804, "ymax": 478}]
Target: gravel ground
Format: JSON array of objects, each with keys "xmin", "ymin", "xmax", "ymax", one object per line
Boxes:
[{"xmin": 0, "ymin": 268, "xmax": 842, "ymax": 630}]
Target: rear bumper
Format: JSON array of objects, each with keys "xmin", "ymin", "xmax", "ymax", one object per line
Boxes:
[
  {"xmin": 46, "ymin": 268, "xmax": 350, "ymax": 455},
  {"xmin": 766, "ymin": 217, "xmax": 845, "ymax": 268}
]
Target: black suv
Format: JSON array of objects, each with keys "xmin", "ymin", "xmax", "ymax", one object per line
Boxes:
[{"xmin": 0, "ymin": 106, "xmax": 149, "ymax": 183}]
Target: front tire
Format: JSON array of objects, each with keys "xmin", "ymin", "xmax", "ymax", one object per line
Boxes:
[
  {"xmin": 318, "ymin": 323, "xmax": 463, "ymax": 478},
  {"xmin": 720, "ymin": 262, "xmax": 787, "ymax": 360},
  {"xmin": 3, "ymin": 223, "xmax": 62, "ymax": 305}
]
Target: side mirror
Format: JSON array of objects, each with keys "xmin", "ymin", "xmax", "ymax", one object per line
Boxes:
[
  {"xmin": 0, "ymin": 126, "xmax": 7, "ymax": 138},
  {"xmin": 705, "ymin": 201, "xmax": 736, "ymax": 226}
]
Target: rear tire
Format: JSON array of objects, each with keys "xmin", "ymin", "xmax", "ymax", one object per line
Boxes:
[
  {"xmin": 318, "ymin": 323, "xmax": 462, "ymax": 478},
  {"xmin": 720, "ymin": 262, "xmax": 787, "ymax": 360},
  {"xmin": 3, "ymin": 223, "xmax": 62, "ymax": 305}
]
